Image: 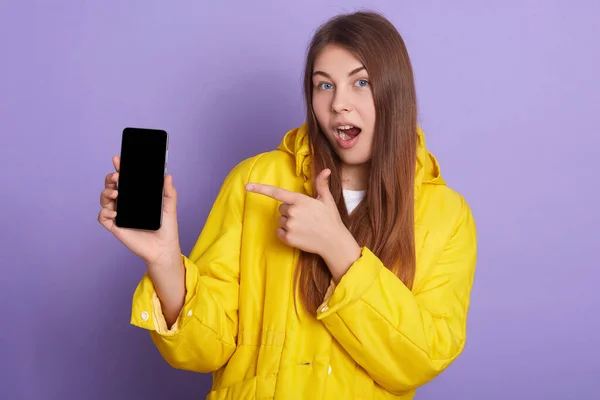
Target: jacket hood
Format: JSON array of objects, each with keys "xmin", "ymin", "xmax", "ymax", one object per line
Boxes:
[{"xmin": 277, "ymin": 123, "xmax": 446, "ymax": 200}]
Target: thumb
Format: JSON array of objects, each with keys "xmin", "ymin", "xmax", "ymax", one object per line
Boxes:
[
  {"xmin": 163, "ymin": 174, "xmax": 178, "ymax": 212},
  {"xmin": 315, "ymin": 169, "xmax": 333, "ymax": 203}
]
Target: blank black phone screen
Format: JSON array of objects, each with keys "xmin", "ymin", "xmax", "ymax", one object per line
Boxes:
[{"xmin": 115, "ymin": 127, "xmax": 168, "ymax": 231}]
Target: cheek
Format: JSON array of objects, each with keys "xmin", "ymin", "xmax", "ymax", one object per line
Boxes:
[
  {"xmin": 357, "ymin": 97, "xmax": 376, "ymax": 124},
  {"xmin": 312, "ymin": 94, "xmax": 329, "ymax": 117},
  {"xmin": 312, "ymin": 95, "xmax": 333, "ymax": 131}
]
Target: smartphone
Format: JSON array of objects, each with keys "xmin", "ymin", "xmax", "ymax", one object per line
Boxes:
[{"xmin": 115, "ymin": 127, "xmax": 168, "ymax": 231}]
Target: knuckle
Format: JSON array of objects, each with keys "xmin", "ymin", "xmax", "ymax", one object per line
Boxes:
[
  {"xmin": 284, "ymin": 218, "xmax": 294, "ymax": 230},
  {"xmin": 287, "ymin": 206, "xmax": 296, "ymax": 218}
]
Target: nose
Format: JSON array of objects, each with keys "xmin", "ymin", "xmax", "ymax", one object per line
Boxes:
[{"xmin": 331, "ymin": 88, "xmax": 353, "ymax": 114}]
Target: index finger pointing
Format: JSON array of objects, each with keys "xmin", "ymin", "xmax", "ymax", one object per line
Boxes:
[{"xmin": 245, "ymin": 183, "xmax": 298, "ymax": 204}]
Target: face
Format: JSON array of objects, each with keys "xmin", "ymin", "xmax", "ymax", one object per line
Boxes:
[{"xmin": 311, "ymin": 44, "xmax": 376, "ymax": 167}]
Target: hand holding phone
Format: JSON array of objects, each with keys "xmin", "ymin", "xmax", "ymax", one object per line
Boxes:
[
  {"xmin": 98, "ymin": 128, "xmax": 182, "ymax": 267},
  {"xmin": 115, "ymin": 127, "xmax": 168, "ymax": 230}
]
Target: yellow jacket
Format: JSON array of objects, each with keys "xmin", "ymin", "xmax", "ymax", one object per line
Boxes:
[{"xmin": 130, "ymin": 124, "xmax": 477, "ymax": 399}]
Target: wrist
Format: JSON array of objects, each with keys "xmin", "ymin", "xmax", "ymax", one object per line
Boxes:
[
  {"xmin": 145, "ymin": 247, "xmax": 183, "ymax": 270},
  {"xmin": 146, "ymin": 254, "xmax": 186, "ymax": 325},
  {"xmin": 321, "ymin": 228, "xmax": 361, "ymax": 283},
  {"xmin": 146, "ymin": 256, "xmax": 184, "ymax": 282}
]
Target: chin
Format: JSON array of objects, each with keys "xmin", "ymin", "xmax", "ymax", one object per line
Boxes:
[
  {"xmin": 336, "ymin": 151, "xmax": 372, "ymax": 166},
  {"xmin": 324, "ymin": 135, "xmax": 372, "ymax": 166}
]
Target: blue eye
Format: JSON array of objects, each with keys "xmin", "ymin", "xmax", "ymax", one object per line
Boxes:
[
  {"xmin": 355, "ymin": 79, "xmax": 369, "ymax": 87},
  {"xmin": 318, "ymin": 82, "xmax": 334, "ymax": 90}
]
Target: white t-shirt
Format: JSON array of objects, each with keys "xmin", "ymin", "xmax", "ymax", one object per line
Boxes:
[{"xmin": 342, "ymin": 189, "xmax": 366, "ymax": 214}]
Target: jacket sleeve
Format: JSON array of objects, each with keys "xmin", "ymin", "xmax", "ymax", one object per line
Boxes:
[
  {"xmin": 316, "ymin": 195, "xmax": 477, "ymax": 395},
  {"xmin": 129, "ymin": 156, "xmax": 259, "ymax": 373}
]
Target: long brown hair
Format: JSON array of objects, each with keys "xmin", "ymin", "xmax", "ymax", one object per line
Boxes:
[{"xmin": 296, "ymin": 11, "xmax": 418, "ymax": 314}]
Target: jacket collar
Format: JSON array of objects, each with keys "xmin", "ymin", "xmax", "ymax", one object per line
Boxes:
[{"xmin": 277, "ymin": 123, "xmax": 446, "ymax": 200}]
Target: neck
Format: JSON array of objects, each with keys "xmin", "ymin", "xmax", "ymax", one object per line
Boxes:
[{"xmin": 340, "ymin": 162, "xmax": 370, "ymax": 190}]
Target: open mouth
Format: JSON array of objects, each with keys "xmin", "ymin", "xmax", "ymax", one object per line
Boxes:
[
  {"xmin": 336, "ymin": 125, "xmax": 362, "ymax": 140},
  {"xmin": 334, "ymin": 124, "xmax": 362, "ymax": 149}
]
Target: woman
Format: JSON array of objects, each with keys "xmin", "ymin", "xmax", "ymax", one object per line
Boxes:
[{"xmin": 98, "ymin": 11, "xmax": 477, "ymax": 400}]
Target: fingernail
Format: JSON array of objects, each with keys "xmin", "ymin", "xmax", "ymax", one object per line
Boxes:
[{"xmin": 245, "ymin": 184, "xmax": 254, "ymax": 191}]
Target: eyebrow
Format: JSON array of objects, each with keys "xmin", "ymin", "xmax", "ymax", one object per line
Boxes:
[{"xmin": 312, "ymin": 66, "xmax": 366, "ymax": 79}]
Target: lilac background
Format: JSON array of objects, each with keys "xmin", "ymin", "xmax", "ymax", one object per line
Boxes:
[{"xmin": 1, "ymin": 0, "xmax": 599, "ymax": 399}]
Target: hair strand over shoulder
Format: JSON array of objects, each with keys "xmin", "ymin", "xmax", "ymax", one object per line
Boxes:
[{"xmin": 296, "ymin": 11, "xmax": 418, "ymax": 314}]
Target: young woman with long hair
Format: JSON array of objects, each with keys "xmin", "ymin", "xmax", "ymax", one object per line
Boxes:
[{"xmin": 98, "ymin": 10, "xmax": 477, "ymax": 400}]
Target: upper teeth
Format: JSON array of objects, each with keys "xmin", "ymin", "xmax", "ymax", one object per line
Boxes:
[{"xmin": 338, "ymin": 125, "xmax": 354, "ymax": 130}]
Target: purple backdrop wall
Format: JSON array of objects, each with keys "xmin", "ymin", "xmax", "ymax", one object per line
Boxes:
[{"xmin": 1, "ymin": 1, "xmax": 598, "ymax": 399}]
